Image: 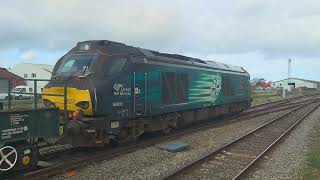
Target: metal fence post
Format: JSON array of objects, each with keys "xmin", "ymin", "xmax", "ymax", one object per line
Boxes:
[
  {"xmin": 133, "ymin": 72, "xmax": 136, "ymax": 138},
  {"xmin": 33, "ymin": 79, "xmax": 38, "ymax": 109},
  {"xmin": 8, "ymin": 80, "xmax": 11, "ymax": 110},
  {"xmin": 64, "ymin": 83, "xmax": 68, "ymax": 120}
]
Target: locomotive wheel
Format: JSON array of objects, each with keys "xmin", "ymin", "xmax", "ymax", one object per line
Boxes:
[
  {"xmin": 117, "ymin": 127, "xmax": 141, "ymax": 144},
  {"xmin": 0, "ymin": 146, "xmax": 18, "ymax": 172},
  {"xmin": 117, "ymin": 127, "xmax": 132, "ymax": 143}
]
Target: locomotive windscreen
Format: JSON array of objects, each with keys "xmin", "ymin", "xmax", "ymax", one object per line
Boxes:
[{"xmin": 55, "ymin": 53, "xmax": 98, "ymax": 77}]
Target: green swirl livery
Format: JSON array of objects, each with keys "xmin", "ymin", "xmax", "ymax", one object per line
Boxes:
[{"xmin": 188, "ymin": 73, "xmax": 222, "ymax": 103}]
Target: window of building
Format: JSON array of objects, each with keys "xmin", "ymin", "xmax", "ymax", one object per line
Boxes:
[
  {"xmin": 162, "ymin": 72, "xmax": 188, "ymax": 105},
  {"xmin": 24, "ymin": 74, "xmax": 28, "ymax": 78},
  {"xmin": 31, "ymin": 73, "xmax": 37, "ymax": 78}
]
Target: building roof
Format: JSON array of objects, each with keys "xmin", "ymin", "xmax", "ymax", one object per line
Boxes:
[
  {"xmin": 0, "ymin": 68, "xmax": 25, "ymax": 86},
  {"xmin": 10, "ymin": 63, "xmax": 54, "ymax": 69},
  {"xmin": 272, "ymin": 78, "xmax": 320, "ymax": 84},
  {"xmin": 8, "ymin": 63, "xmax": 54, "ymax": 77}
]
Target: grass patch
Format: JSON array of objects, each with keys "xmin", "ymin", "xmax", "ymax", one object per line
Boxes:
[
  {"xmin": 252, "ymin": 92, "xmax": 280, "ymax": 98},
  {"xmin": 303, "ymin": 145, "xmax": 320, "ymax": 180},
  {"xmin": 252, "ymin": 92, "xmax": 284, "ymax": 106}
]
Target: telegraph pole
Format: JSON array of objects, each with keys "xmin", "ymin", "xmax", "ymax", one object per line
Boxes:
[
  {"xmin": 288, "ymin": 59, "xmax": 292, "ymax": 84},
  {"xmin": 283, "ymin": 58, "xmax": 292, "ymax": 98}
]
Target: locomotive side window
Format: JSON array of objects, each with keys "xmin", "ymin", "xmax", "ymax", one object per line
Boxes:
[
  {"xmin": 162, "ymin": 72, "xmax": 188, "ymax": 105},
  {"xmin": 176, "ymin": 73, "xmax": 188, "ymax": 103},
  {"xmin": 240, "ymin": 79, "xmax": 244, "ymax": 90},
  {"xmin": 222, "ymin": 77, "xmax": 227, "ymax": 96},
  {"xmin": 162, "ymin": 72, "xmax": 175, "ymax": 105},
  {"xmin": 222, "ymin": 76, "xmax": 234, "ymax": 97}
]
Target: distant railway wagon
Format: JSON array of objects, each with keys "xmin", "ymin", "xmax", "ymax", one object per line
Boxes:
[
  {"xmin": 43, "ymin": 40, "xmax": 251, "ymax": 147},
  {"xmin": 0, "ymin": 108, "xmax": 60, "ymax": 173}
]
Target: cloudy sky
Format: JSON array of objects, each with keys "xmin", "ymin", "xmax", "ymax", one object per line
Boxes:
[{"xmin": 0, "ymin": 0, "xmax": 319, "ymax": 81}]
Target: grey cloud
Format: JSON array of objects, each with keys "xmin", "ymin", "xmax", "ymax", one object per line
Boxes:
[
  {"xmin": 20, "ymin": 50, "xmax": 37, "ymax": 61},
  {"xmin": 0, "ymin": 0, "xmax": 320, "ymax": 58}
]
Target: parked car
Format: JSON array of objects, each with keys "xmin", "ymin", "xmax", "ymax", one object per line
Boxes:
[
  {"xmin": 0, "ymin": 91, "xmax": 9, "ymax": 100},
  {"xmin": 12, "ymin": 86, "xmax": 33, "ymax": 100}
]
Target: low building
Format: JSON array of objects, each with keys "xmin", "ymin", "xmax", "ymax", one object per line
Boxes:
[
  {"xmin": 0, "ymin": 68, "xmax": 26, "ymax": 92},
  {"xmin": 9, "ymin": 63, "xmax": 54, "ymax": 92},
  {"xmin": 272, "ymin": 78, "xmax": 320, "ymax": 90}
]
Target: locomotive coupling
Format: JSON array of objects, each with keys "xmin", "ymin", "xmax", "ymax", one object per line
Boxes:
[{"xmin": 68, "ymin": 110, "xmax": 83, "ymax": 120}]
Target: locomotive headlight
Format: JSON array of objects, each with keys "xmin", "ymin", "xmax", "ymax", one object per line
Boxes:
[
  {"xmin": 79, "ymin": 43, "xmax": 91, "ymax": 51},
  {"xmin": 76, "ymin": 101, "xmax": 89, "ymax": 110}
]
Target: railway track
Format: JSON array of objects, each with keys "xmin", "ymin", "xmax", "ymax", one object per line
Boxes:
[
  {"xmin": 12, "ymin": 94, "xmax": 320, "ymax": 179},
  {"xmin": 161, "ymin": 99, "xmax": 320, "ymax": 180}
]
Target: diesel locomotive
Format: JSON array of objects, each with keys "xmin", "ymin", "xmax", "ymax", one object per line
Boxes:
[{"xmin": 43, "ymin": 40, "xmax": 251, "ymax": 147}]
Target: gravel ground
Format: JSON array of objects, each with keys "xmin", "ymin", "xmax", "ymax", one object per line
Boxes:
[
  {"xmin": 51, "ymin": 110, "xmax": 291, "ymax": 180},
  {"xmin": 244, "ymin": 106, "xmax": 320, "ymax": 180}
]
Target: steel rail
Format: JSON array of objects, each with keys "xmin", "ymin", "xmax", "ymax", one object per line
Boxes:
[
  {"xmin": 232, "ymin": 101, "xmax": 320, "ymax": 180},
  {"xmin": 241, "ymin": 98, "xmax": 314, "ymax": 118},
  {"xmin": 161, "ymin": 98, "xmax": 320, "ymax": 179}
]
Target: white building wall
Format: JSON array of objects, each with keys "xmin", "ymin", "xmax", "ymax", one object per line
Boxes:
[
  {"xmin": 272, "ymin": 78, "xmax": 318, "ymax": 90},
  {"xmin": 9, "ymin": 63, "xmax": 54, "ymax": 92}
]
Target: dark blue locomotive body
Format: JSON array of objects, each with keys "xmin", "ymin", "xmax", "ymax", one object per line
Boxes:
[{"xmin": 43, "ymin": 40, "xmax": 251, "ymax": 146}]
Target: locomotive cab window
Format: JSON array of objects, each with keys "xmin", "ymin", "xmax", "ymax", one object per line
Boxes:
[
  {"xmin": 56, "ymin": 53, "xmax": 98, "ymax": 77},
  {"xmin": 104, "ymin": 57, "xmax": 127, "ymax": 76}
]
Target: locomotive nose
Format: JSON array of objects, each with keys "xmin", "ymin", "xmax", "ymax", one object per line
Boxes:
[{"xmin": 42, "ymin": 87, "xmax": 93, "ymax": 116}]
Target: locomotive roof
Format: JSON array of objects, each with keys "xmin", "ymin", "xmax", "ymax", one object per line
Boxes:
[{"xmin": 76, "ymin": 40, "xmax": 247, "ymax": 74}]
